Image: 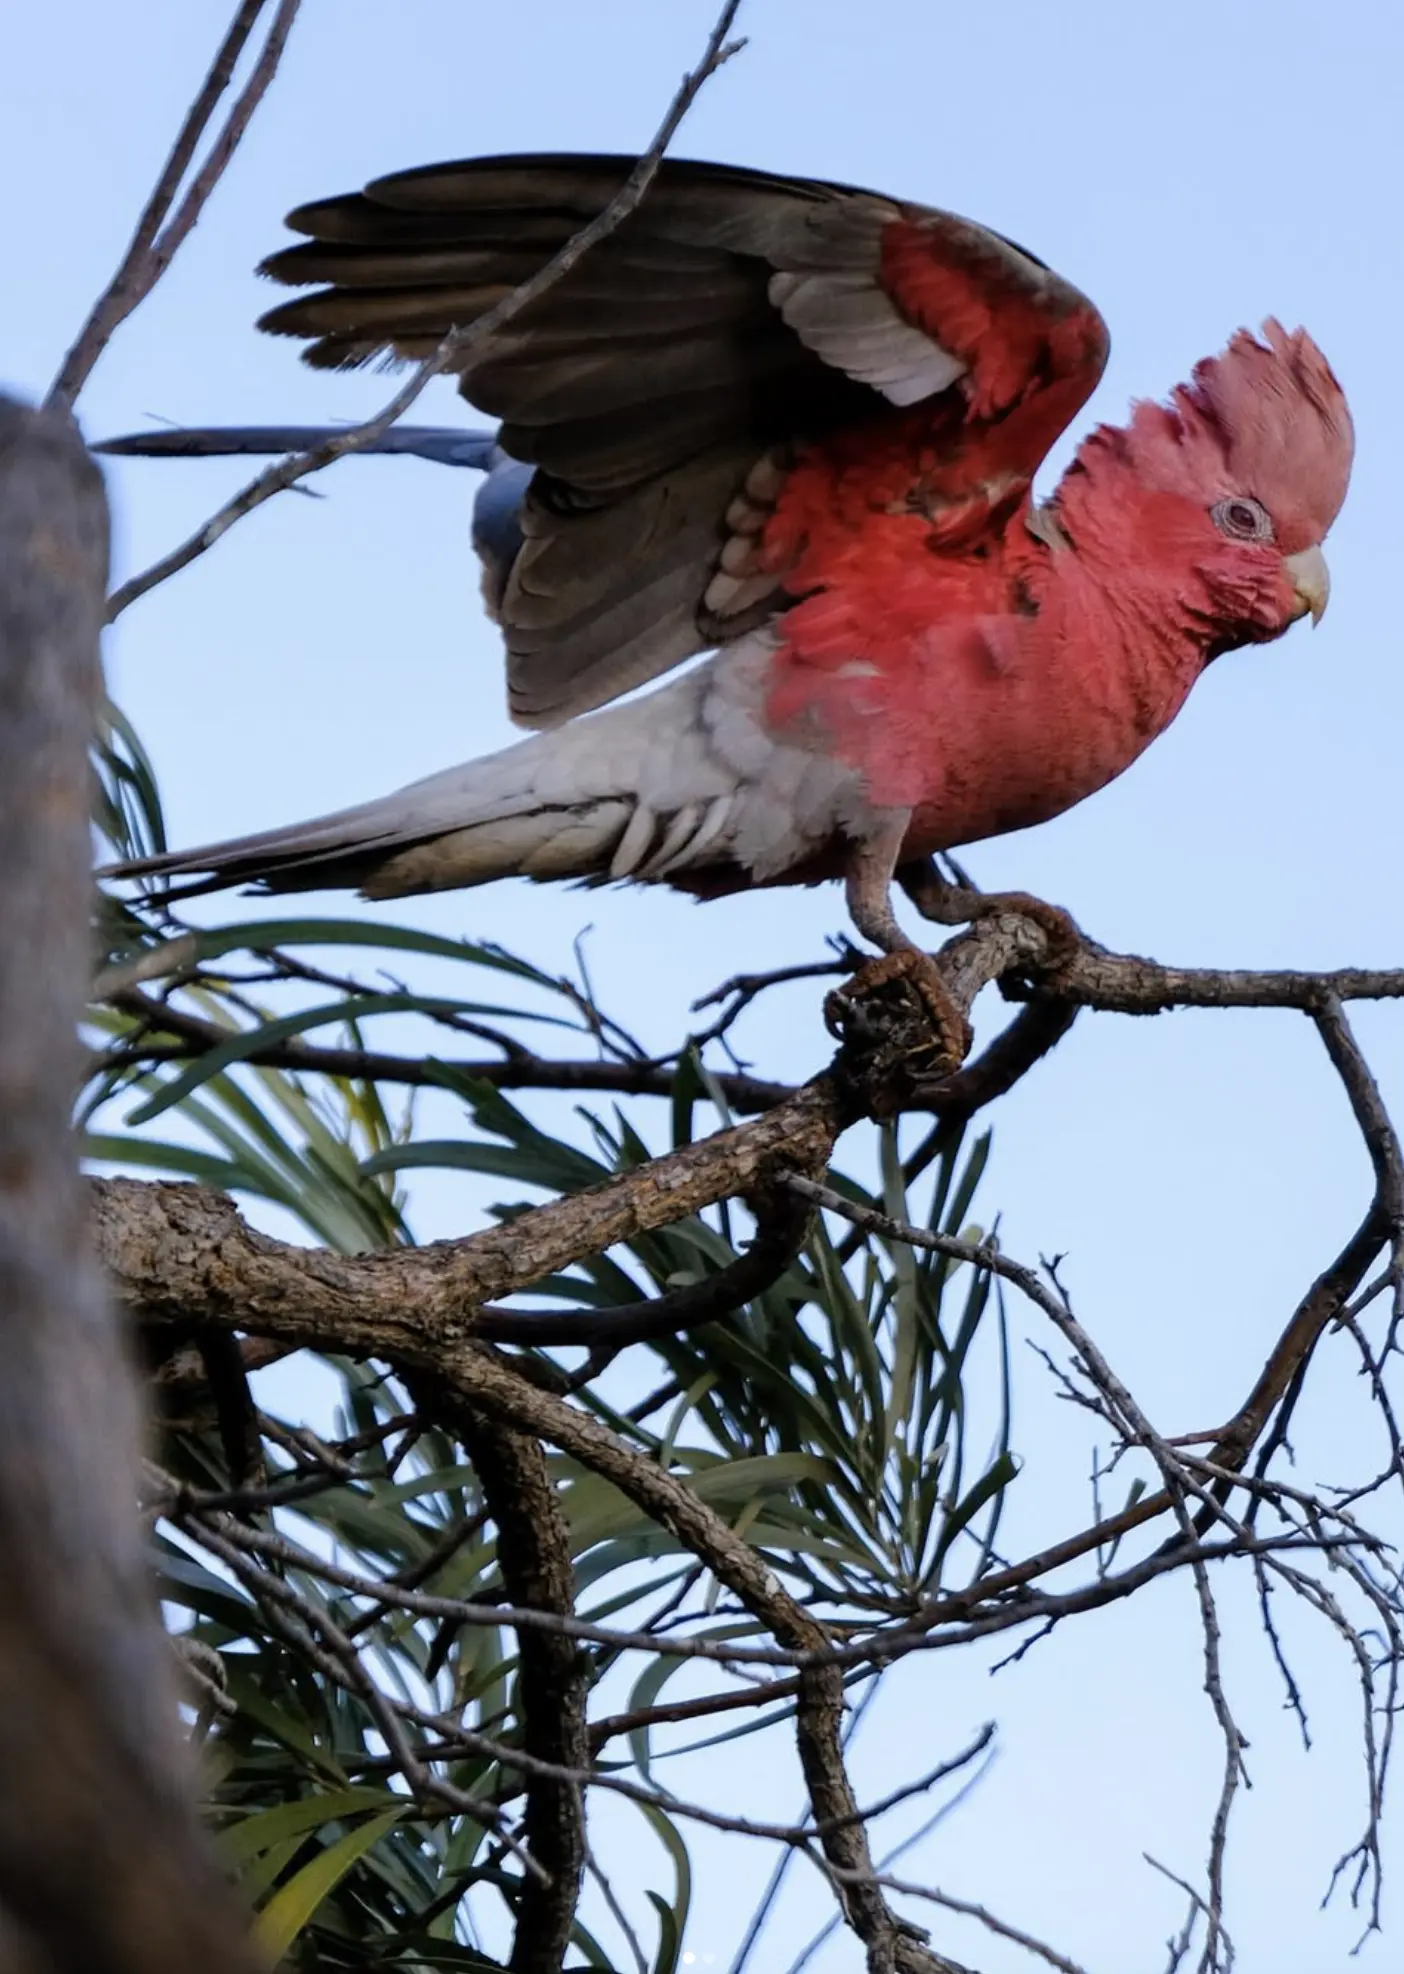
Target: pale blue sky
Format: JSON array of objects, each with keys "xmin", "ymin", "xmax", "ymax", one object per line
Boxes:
[{"xmin": 7, "ymin": 2, "xmax": 1404, "ymax": 1968}]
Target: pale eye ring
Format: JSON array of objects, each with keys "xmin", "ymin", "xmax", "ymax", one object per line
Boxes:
[{"xmin": 1211, "ymin": 495, "xmax": 1274, "ymax": 543}]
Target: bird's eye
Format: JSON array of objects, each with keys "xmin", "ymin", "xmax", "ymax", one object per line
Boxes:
[{"xmin": 1211, "ymin": 495, "xmax": 1274, "ymax": 543}]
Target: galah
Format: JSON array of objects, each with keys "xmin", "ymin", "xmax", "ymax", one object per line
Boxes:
[{"xmin": 104, "ymin": 154, "xmax": 1354, "ymax": 981}]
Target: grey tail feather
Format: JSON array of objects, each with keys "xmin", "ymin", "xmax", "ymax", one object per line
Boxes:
[
  {"xmin": 97, "ymin": 790, "xmax": 445, "ymax": 899},
  {"xmin": 93, "ymin": 424, "xmax": 503, "ymax": 471},
  {"xmin": 95, "ymin": 749, "xmax": 640, "ymax": 904},
  {"xmin": 98, "ymin": 844, "xmax": 410, "ymax": 903}
]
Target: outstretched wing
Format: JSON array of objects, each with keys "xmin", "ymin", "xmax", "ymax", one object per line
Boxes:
[{"xmin": 258, "ymin": 154, "xmax": 1109, "ymax": 726}]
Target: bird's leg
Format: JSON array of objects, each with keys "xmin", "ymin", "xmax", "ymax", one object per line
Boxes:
[
  {"xmin": 845, "ymin": 819, "xmax": 920, "ymax": 957},
  {"xmin": 900, "ymin": 857, "xmax": 1084, "ymax": 973},
  {"xmin": 824, "ymin": 819, "xmax": 973, "ymax": 1070}
]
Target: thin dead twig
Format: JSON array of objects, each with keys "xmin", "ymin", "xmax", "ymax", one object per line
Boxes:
[
  {"xmin": 96, "ymin": 981, "xmax": 797, "ymax": 1112},
  {"xmin": 48, "ymin": 1, "xmax": 301, "ymax": 409},
  {"xmin": 380, "ymin": 1705, "xmax": 994, "ymax": 1853},
  {"xmin": 94, "ymin": 967, "xmax": 1085, "ymax": 1119},
  {"xmin": 588, "ymin": 1670, "xmax": 811, "ymax": 1752},
  {"xmin": 425, "ymin": 1345, "xmax": 967, "ymax": 1974},
  {"xmin": 1145, "ymin": 1857, "xmax": 1236, "ymax": 1974},
  {"xmin": 828, "ymin": 1862, "xmax": 1086, "ymax": 1974},
  {"xmin": 156, "ymin": 1494, "xmax": 798, "ymax": 1667},
  {"xmin": 185, "ymin": 1509, "xmax": 549, "ymax": 1879}
]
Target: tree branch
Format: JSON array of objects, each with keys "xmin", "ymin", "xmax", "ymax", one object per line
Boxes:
[
  {"xmin": 47, "ymin": 1, "xmax": 301, "ymax": 409},
  {"xmin": 93, "ymin": 1064, "xmax": 842, "ymax": 1335},
  {"xmin": 136, "ymin": 1282, "xmax": 970, "ymax": 1968},
  {"xmin": 92, "ymin": 895, "xmax": 1404, "ymax": 1401},
  {"xmin": 97, "ymin": 912, "xmax": 1404, "ymax": 1130},
  {"xmin": 474, "ymin": 1184, "xmax": 812, "ymax": 1346},
  {"xmin": 421, "ymin": 1397, "xmax": 588, "ymax": 1974},
  {"xmin": 89, "ymin": 874, "xmax": 1404, "ymax": 1968},
  {"xmin": 97, "ymin": 982, "xmax": 797, "ymax": 1113}
]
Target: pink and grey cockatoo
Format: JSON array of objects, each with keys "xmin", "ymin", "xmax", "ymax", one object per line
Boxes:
[{"xmin": 103, "ymin": 154, "xmax": 1353, "ymax": 967}]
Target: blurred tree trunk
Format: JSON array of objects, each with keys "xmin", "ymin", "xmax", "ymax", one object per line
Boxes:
[{"xmin": 0, "ymin": 397, "xmax": 255, "ymax": 1974}]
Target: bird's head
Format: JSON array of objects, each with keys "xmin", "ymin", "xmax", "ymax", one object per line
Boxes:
[{"xmin": 1060, "ymin": 321, "xmax": 1354, "ymax": 647}]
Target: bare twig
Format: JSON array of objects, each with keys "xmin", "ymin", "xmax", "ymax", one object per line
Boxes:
[
  {"xmin": 1145, "ymin": 1856, "xmax": 1237, "ymax": 1974},
  {"xmin": 93, "ymin": 969, "xmax": 1085, "ymax": 1119},
  {"xmin": 48, "ymin": 2, "xmax": 301, "ymax": 409},
  {"xmin": 181, "ymin": 1509, "xmax": 548, "ymax": 1874},
  {"xmin": 156, "ymin": 1488, "xmax": 1353, "ymax": 1676},
  {"xmin": 776, "ymin": 1178, "xmax": 1249, "ymax": 1971},
  {"xmin": 367, "ymin": 1704, "xmax": 993, "ymax": 1855},
  {"xmin": 828, "ymin": 1862, "xmax": 1087, "ymax": 1974},
  {"xmin": 96, "ymin": 981, "xmax": 797, "ymax": 1112}
]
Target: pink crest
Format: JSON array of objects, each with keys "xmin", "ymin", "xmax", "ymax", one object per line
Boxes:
[
  {"xmin": 1179, "ymin": 321, "xmax": 1353, "ymax": 545},
  {"xmin": 1114, "ymin": 322, "xmax": 1354, "ymax": 552}
]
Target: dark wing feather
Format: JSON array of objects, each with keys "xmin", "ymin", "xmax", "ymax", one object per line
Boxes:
[{"xmin": 257, "ymin": 153, "xmax": 1106, "ymax": 725}]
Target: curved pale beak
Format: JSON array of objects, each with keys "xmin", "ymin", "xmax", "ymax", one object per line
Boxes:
[{"xmin": 1284, "ymin": 543, "xmax": 1330, "ymax": 627}]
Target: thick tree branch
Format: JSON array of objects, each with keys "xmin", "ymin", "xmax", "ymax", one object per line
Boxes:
[
  {"xmin": 93, "ymin": 894, "xmax": 1404, "ymax": 1391},
  {"xmin": 0, "ymin": 396, "xmax": 257, "ymax": 1974},
  {"xmin": 93, "ymin": 1074, "xmax": 842, "ymax": 1342},
  {"xmin": 900, "ymin": 870, "xmax": 1404, "ymax": 1017},
  {"xmin": 904, "ymin": 996, "xmax": 1080, "ymax": 1117},
  {"xmin": 88, "ymin": 863, "xmax": 1404, "ymax": 1970}
]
